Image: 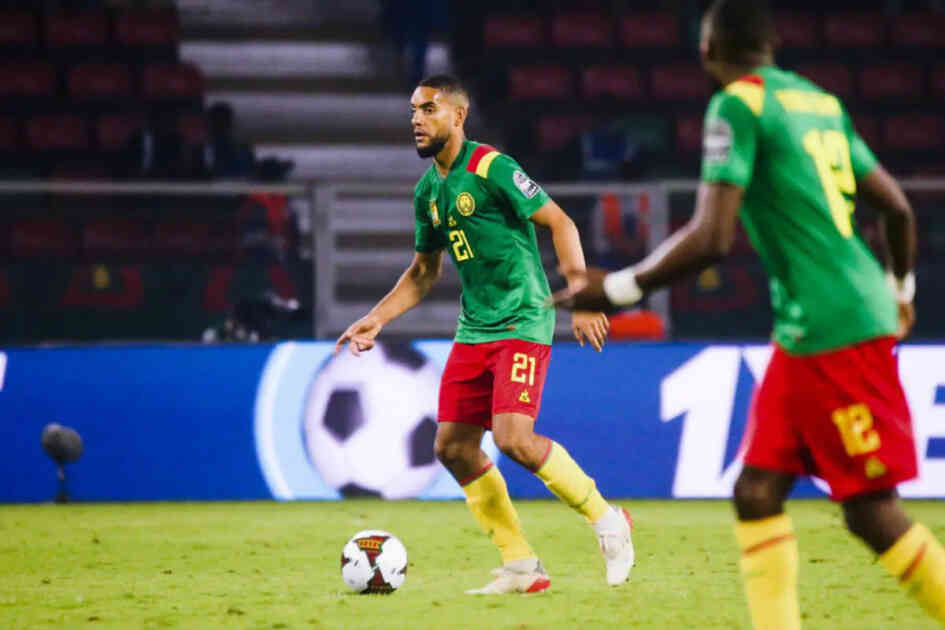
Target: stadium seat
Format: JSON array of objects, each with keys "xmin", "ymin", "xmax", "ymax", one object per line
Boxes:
[
  {"xmin": 96, "ymin": 112, "xmax": 145, "ymax": 152},
  {"xmin": 793, "ymin": 63, "xmax": 854, "ymax": 98},
  {"xmin": 650, "ymin": 64, "xmax": 711, "ymax": 101},
  {"xmin": 50, "ymin": 160, "xmax": 111, "ymax": 180},
  {"xmin": 61, "ymin": 265, "xmax": 145, "ymax": 309},
  {"xmin": 823, "ymin": 13, "xmax": 885, "ymax": 47},
  {"xmin": 484, "ymin": 14, "xmax": 545, "ymax": 48},
  {"xmin": 536, "ymin": 115, "xmax": 592, "ymax": 151},
  {"xmin": 140, "ymin": 63, "xmax": 203, "ymax": 104},
  {"xmin": 891, "ymin": 12, "xmax": 945, "ymax": 47},
  {"xmin": 177, "ymin": 111, "xmax": 208, "ymax": 145},
  {"xmin": 775, "ymin": 12, "xmax": 821, "ymax": 48},
  {"xmin": 11, "ymin": 219, "xmax": 78, "ymax": 259},
  {"xmin": 551, "ymin": 11, "xmax": 613, "ymax": 47},
  {"xmin": 154, "ymin": 220, "xmax": 212, "ymax": 258},
  {"xmin": 0, "ymin": 117, "xmax": 18, "ymax": 153},
  {"xmin": 507, "ymin": 65, "xmax": 573, "ymax": 101},
  {"xmin": 25, "ymin": 115, "xmax": 88, "ymax": 152},
  {"xmin": 44, "ymin": 11, "xmax": 107, "ymax": 51},
  {"xmin": 932, "ymin": 65, "xmax": 945, "ymax": 101},
  {"xmin": 114, "ymin": 8, "xmax": 180, "ymax": 59},
  {"xmin": 859, "ymin": 64, "xmax": 923, "ymax": 101},
  {"xmin": 676, "ymin": 115, "xmax": 702, "ymax": 153},
  {"xmin": 618, "ymin": 12, "xmax": 679, "ymax": 47},
  {"xmin": 68, "ymin": 63, "xmax": 134, "ymax": 103},
  {"xmin": 850, "ymin": 114, "xmax": 882, "ymax": 151},
  {"xmin": 0, "ymin": 10, "xmax": 38, "ymax": 52},
  {"xmin": 0, "ymin": 62, "xmax": 56, "ymax": 99},
  {"xmin": 884, "ymin": 114, "xmax": 945, "ymax": 150},
  {"xmin": 582, "ymin": 66, "xmax": 645, "ymax": 101},
  {"xmin": 82, "ymin": 218, "xmax": 152, "ymax": 259}
]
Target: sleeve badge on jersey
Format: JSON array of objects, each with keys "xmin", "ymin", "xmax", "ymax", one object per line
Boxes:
[
  {"xmin": 703, "ymin": 118, "xmax": 733, "ymax": 164},
  {"xmin": 513, "ymin": 170, "xmax": 541, "ymax": 199},
  {"xmin": 429, "ymin": 199, "xmax": 441, "ymax": 227},
  {"xmin": 456, "ymin": 192, "xmax": 476, "ymax": 216}
]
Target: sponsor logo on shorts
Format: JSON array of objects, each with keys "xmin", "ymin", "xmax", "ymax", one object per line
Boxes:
[
  {"xmin": 513, "ymin": 170, "xmax": 541, "ymax": 199},
  {"xmin": 456, "ymin": 192, "xmax": 476, "ymax": 216},
  {"xmin": 704, "ymin": 118, "xmax": 733, "ymax": 164},
  {"xmin": 519, "ymin": 390, "xmax": 531, "ymax": 404}
]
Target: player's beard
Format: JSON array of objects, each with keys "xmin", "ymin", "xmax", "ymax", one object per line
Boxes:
[{"xmin": 416, "ymin": 133, "xmax": 448, "ymax": 158}]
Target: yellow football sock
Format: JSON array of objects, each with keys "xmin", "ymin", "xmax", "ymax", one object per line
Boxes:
[
  {"xmin": 462, "ymin": 463, "xmax": 535, "ymax": 564},
  {"xmin": 735, "ymin": 514, "xmax": 800, "ymax": 630},
  {"xmin": 880, "ymin": 523, "xmax": 945, "ymax": 624},
  {"xmin": 534, "ymin": 441, "xmax": 609, "ymax": 523}
]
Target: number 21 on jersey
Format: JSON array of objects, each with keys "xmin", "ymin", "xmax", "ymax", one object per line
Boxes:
[
  {"xmin": 449, "ymin": 229, "xmax": 474, "ymax": 261},
  {"xmin": 802, "ymin": 129, "xmax": 856, "ymax": 238}
]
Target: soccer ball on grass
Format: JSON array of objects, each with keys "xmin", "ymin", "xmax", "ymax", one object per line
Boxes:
[{"xmin": 340, "ymin": 530, "xmax": 408, "ymax": 593}]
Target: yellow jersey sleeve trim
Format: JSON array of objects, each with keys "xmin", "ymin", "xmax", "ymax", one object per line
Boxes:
[
  {"xmin": 475, "ymin": 150, "xmax": 501, "ymax": 178},
  {"xmin": 725, "ymin": 81, "xmax": 765, "ymax": 117}
]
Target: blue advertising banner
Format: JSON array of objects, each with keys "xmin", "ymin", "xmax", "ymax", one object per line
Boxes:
[{"xmin": 2, "ymin": 342, "xmax": 944, "ymax": 503}]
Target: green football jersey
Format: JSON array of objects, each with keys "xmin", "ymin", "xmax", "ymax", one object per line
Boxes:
[
  {"xmin": 701, "ymin": 65, "xmax": 897, "ymax": 355},
  {"xmin": 413, "ymin": 140, "xmax": 555, "ymax": 345}
]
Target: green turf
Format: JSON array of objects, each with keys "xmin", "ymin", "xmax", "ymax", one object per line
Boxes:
[{"xmin": 1, "ymin": 499, "xmax": 942, "ymax": 629}]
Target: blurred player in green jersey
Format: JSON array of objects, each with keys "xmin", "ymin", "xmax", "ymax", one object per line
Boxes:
[
  {"xmin": 555, "ymin": 0, "xmax": 945, "ymax": 627},
  {"xmin": 335, "ymin": 75, "xmax": 633, "ymax": 594}
]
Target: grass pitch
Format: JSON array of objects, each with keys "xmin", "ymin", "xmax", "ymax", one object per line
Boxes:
[{"xmin": 2, "ymin": 499, "xmax": 943, "ymax": 630}]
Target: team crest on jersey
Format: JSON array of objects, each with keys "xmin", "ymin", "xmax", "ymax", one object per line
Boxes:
[
  {"xmin": 456, "ymin": 192, "xmax": 476, "ymax": 216},
  {"xmin": 704, "ymin": 118, "xmax": 733, "ymax": 164},
  {"xmin": 429, "ymin": 199, "xmax": 440, "ymax": 227},
  {"xmin": 513, "ymin": 170, "xmax": 540, "ymax": 199}
]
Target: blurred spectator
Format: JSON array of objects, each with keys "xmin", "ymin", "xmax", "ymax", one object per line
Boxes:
[
  {"xmin": 201, "ymin": 101, "xmax": 256, "ymax": 179},
  {"xmin": 201, "ymin": 290, "xmax": 300, "ymax": 343},
  {"xmin": 379, "ymin": 0, "xmax": 448, "ymax": 86},
  {"xmin": 117, "ymin": 107, "xmax": 200, "ymax": 179}
]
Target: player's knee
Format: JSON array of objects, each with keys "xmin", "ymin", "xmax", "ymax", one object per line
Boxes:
[
  {"xmin": 733, "ymin": 472, "xmax": 782, "ymax": 520},
  {"xmin": 492, "ymin": 429, "xmax": 530, "ymax": 466},
  {"xmin": 433, "ymin": 435, "xmax": 471, "ymax": 467}
]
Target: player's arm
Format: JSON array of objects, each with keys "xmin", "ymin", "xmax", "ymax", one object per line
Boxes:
[
  {"xmin": 334, "ymin": 250, "xmax": 444, "ymax": 356},
  {"xmin": 530, "ymin": 201, "xmax": 609, "ymax": 351},
  {"xmin": 858, "ymin": 166, "xmax": 917, "ymax": 337}
]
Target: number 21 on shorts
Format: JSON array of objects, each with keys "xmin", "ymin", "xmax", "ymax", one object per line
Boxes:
[{"xmin": 510, "ymin": 352, "xmax": 536, "ymax": 386}]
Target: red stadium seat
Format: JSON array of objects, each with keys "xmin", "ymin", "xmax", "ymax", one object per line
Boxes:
[
  {"xmin": 619, "ymin": 12, "xmax": 679, "ymax": 47},
  {"xmin": 0, "ymin": 117, "xmax": 18, "ymax": 152},
  {"xmin": 884, "ymin": 115, "xmax": 945, "ymax": 150},
  {"xmin": 932, "ymin": 65, "xmax": 945, "ymax": 101},
  {"xmin": 850, "ymin": 114, "xmax": 882, "ymax": 151},
  {"xmin": 82, "ymin": 218, "xmax": 152, "ymax": 258},
  {"xmin": 650, "ymin": 64, "xmax": 711, "ymax": 101},
  {"xmin": 794, "ymin": 63, "xmax": 854, "ymax": 98},
  {"xmin": 551, "ymin": 12, "xmax": 613, "ymax": 47},
  {"xmin": 484, "ymin": 14, "xmax": 545, "ymax": 48},
  {"xmin": 775, "ymin": 12, "xmax": 821, "ymax": 48},
  {"xmin": 45, "ymin": 11, "xmax": 107, "ymax": 48},
  {"xmin": 891, "ymin": 12, "xmax": 945, "ymax": 47},
  {"xmin": 11, "ymin": 219, "xmax": 78, "ymax": 259},
  {"xmin": 68, "ymin": 64, "xmax": 133, "ymax": 103},
  {"xmin": 0, "ymin": 63, "xmax": 56, "ymax": 98},
  {"xmin": 582, "ymin": 66, "xmax": 645, "ymax": 101},
  {"xmin": 141, "ymin": 63, "xmax": 204, "ymax": 102},
  {"xmin": 115, "ymin": 8, "xmax": 180, "ymax": 47},
  {"xmin": 177, "ymin": 112, "xmax": 208, "ymax": 145},
  {"xmin": 859, "ymin": 64, "xmax": 923, "ymax": 101},
  {"xmin": 508, "ymin": 65, "xmax": 573, "ymax": 101},
  {"xmin": 26, "ymin": 115, "xmax": 89, "ymax": 151},
  {"xmin": 0, "ymin": 10, "xmax": 37, "ymax": 48},
  {"xmin": 96, "ymin": 112, "xmax": 145, "ymax": 151},
  {"xmin": 536, "ymin": 115, "xmax": 592, "ymax": 151},
  {"xmin": 824, "ymin": 13, "xmax": 885, "ymax": 47},
  {"xmin": 676, "ymin": 115, "xmax": 702, "ymax": 153},
  {"xmin": 154, "ymin": 220, "xmax": 212, "ymax": 258}
]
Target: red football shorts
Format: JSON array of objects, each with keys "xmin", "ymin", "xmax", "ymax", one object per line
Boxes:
[
  {"xmin": 742, "ymin": 336, "xmax": 917, "ymax": 502},
  {"xmin": 438, "ymin": 339, "xmax": 551, "ymax": 429}
]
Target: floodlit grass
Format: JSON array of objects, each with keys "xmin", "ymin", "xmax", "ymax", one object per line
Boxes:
[{"xmin": 1, "ymin": 499, "xmax": 942, "ymax": 629}]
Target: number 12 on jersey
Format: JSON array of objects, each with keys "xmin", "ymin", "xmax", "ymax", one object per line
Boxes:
[{"xmin": 449, "ymin": 229, "xmax": 474, "ymax": 261}]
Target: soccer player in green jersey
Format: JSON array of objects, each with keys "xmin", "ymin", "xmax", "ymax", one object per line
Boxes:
[
  {"xmin": 335, "ymin": 75, "xmax": 634, "ymax": 594},
  {"xmin": 555, "ymin": 0, "xmax": 945, "ymax": 627}
]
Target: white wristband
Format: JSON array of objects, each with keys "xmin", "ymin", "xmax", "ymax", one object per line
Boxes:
[
  {"xmin": 603, "ymin": 267, "xmax": 643, "ymax": 306},
  {"xmin": 886, "ymin": 271, "xmax": 916, "ymax": 303}
]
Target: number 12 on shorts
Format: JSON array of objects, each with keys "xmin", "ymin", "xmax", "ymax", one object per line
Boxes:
[
  {"xmin": 832, "ymin": 402, "xmax": 881, "ymax": 456},
  {"xmin": 510, "ymin": 352, "xmax": 536, "ymax": 386}
]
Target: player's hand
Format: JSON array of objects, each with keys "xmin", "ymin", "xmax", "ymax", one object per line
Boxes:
[
  {"xmin": 572, "ymin": 311, "xmax": 609, "ymax": 352},
  {"xmin": 896, "ymin": 301, "xmax": 915, "ymax": 340},
  {"xmin": 334, "ymin": 315, "xmax": 383, "ymax": 356},
  {"xmin": 551, "ymin": 268, "xmax": 615, "ymax": 312}
]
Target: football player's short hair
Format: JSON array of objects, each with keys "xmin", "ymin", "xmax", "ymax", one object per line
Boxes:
[
  {"xmin": 417, "ymin": 74, "xmax": 469, "ymax": 105},
  {"xmin": 706, "ymin": 0, "xmax": 776, "ymax": 64}
]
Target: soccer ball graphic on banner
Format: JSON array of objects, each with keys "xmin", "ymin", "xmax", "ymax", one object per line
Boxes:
[
  {"xmin": 302, "ymin": 343, "xmax": 441, "ymax": 498},
  {"xmin": 341, "ymin": 530, "xmax": 408, "ymax": 593}
]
